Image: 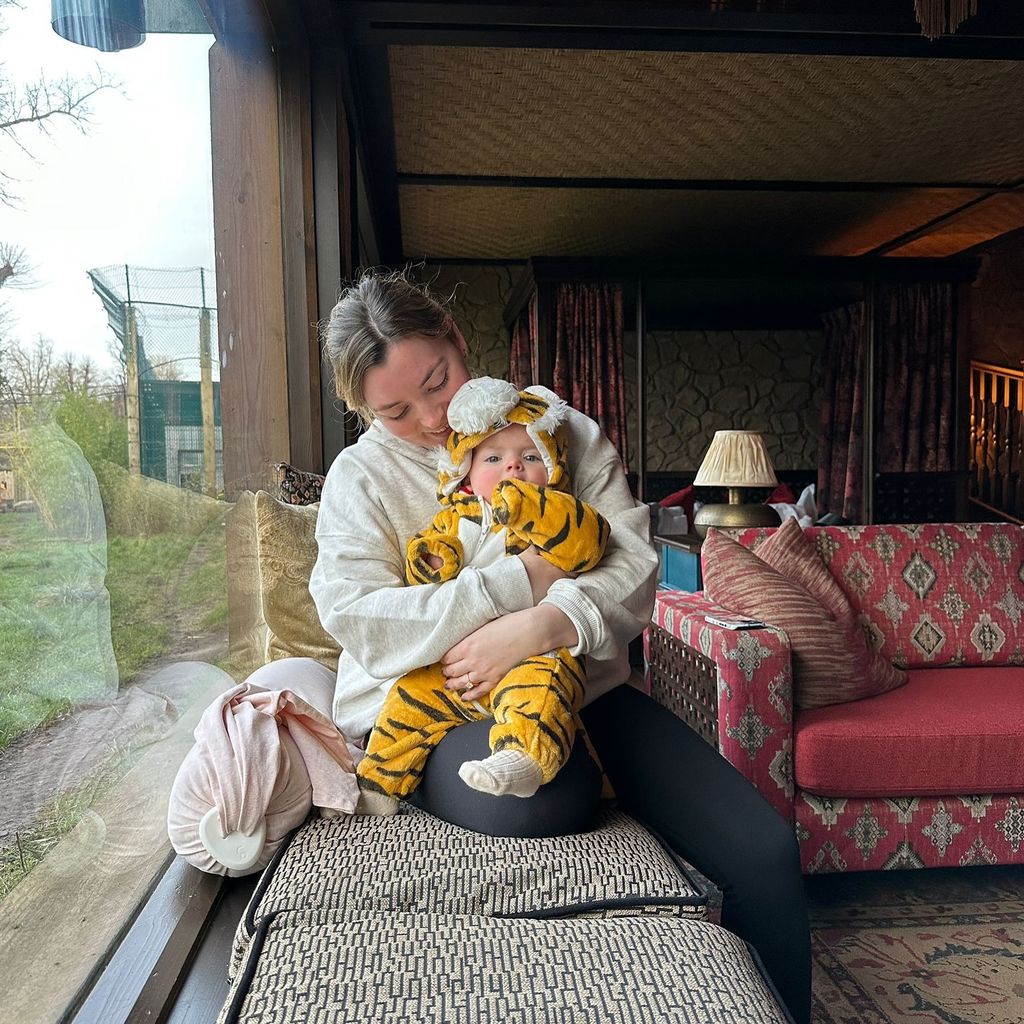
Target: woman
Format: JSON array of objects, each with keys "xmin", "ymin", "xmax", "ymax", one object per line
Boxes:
[{"xmin": 308, "ymin": 269, "xmax": 811, "ymax": 1024}]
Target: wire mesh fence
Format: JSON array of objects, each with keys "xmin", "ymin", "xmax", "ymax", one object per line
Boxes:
[{"xmin": 87, "ymin": 265, "xmax": 222, "ymax": 495}]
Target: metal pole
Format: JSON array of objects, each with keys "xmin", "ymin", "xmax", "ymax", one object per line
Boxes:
[{"xmin": 862, "ymin": 279, "xmax": 876, "ymax": 524}]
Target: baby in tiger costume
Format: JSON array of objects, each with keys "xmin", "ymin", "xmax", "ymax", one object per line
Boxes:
[{"xmin": 355, "ymin": 377, "xmax": 610, "ymax": 816}]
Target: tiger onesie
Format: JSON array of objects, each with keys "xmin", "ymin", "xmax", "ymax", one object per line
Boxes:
[{"xmin": 356, "ymin": 378, "xmax": 610, "ymax": 812}]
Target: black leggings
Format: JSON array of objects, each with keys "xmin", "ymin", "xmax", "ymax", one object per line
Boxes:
[
  {"xmin": 417, "ymin": 684, "xmax": 811, "ymax": 1024},
  {"xmin": 580, "ymin": 686, "xmax": 811, "ymax": 1024}
]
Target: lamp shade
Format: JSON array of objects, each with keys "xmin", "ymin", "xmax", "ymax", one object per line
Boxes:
[
  {"xmin": 52, "ymin": 0, "xmax": 145, "ymax": 52},
  {"xmin": 692, "ymin": 430, "xmax": 778, "ymax": 489}
]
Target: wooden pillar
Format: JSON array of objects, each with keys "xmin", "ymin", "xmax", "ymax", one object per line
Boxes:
[
  {"xmin": 310, "ymin": 13, "xmax": 357, "ymax": 466},
  {"xmin": 125, "ymin": 304, "xmax": 141, "ymax": 476},
  {"xmin": 954, "ymin": 280, "xmax": 972, "ymax": 520},
  {"xmin": 199, "ymin": 306, "xmax": 217, "ymax": 496},
  {"xmin": 535, "ymin": 281, "xmax": 556, "ymax": 388},
  {"xmin": 635, "ymin": 276, "xmax": 647, "ymax": 503},
  {"xmin": 862, "ymin": 279, "xmax": 876, "ymax": 524},
  {"xmin": 278, "ymin": 36, "xmax": 322, "ymax": 476},
  {"xmin": 209, "ymin": 37, "xmax": 290, "ymax": 497}
]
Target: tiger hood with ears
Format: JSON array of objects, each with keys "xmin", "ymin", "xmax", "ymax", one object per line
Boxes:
[
  {"xmin": 437, "ymin": 377, "xmax": 570, "ymax": 503},
  {"xmin": 406, "ymin": 377, "xmax": 609, "ymax": 586}
]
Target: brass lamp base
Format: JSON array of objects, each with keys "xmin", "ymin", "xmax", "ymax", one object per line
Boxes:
[{"xmin": 692, "ymin": 501, "xmax": 781, "ymax": 539}]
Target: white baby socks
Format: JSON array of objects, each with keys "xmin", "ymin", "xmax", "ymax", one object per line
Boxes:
[{"xmin": 458, "ymin": 749, "xmax": 544, "ymax": 798}]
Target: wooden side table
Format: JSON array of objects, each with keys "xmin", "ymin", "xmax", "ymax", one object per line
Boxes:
[{"xmin": 653, "ymin": 533, "xmax": 703, "ymax": 592}]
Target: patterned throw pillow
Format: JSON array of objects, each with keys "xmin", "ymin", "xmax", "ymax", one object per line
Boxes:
[
  {"xmin": 275, "ymin": 462, "xmax": 325, "ymax": 506},
  {"xmin": 702, "ymin": 524, "xmax": 907, "ymax": 709}
]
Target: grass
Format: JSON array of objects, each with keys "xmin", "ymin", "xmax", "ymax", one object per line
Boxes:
[
  {"xmin": 0, "ymin": 753, "xmax": 132, "ymax": 902},
  {"xmin": 0, "ymin": 512, "xmax": 228, "ymax": 749},
  {"xmin": 0, "ymin": 504, "xmax": 228, "ymax": 902}
]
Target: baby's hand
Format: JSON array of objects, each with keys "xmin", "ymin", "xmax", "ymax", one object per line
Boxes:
[{"xmin": 424, "ymin": 553, "xmax": 443, "ymax": 570}]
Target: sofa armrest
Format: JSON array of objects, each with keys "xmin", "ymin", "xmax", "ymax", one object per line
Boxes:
[{"xmin": 645, "ymin": 590, "xmax": 795, "ymax": 822}]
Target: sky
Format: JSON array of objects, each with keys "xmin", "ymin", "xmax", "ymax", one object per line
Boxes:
[{"xmin": 1, "ymin": 1, "xmax": 216, "ymax": 374}]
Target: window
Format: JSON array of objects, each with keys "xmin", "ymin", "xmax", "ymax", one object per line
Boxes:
[{"xmin": 0, "ymin": 6, "xmax": 235, "ymax": 1020}]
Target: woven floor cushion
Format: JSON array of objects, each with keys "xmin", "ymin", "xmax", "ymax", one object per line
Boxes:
[
  {"xmin": 230, "ymin": 806, "xmax": 707, "ymax": 979},
  {"xmin": 221, "ymin": 910, "xmax": 791, "ymax": 1024}
]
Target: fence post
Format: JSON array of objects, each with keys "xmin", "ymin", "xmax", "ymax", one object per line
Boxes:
[
  {"xmin": 126, "ymin": 304, "xmax": 141, "ymax": 476},
  {"xmin": 199, "ymin": 306, "xmax": 216, "ymax": 496}
]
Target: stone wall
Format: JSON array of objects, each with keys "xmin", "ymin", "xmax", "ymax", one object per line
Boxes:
[
  {"xmin": 414, "ymin": 266, "xmax": 823, "ymax": 475},
  {"xmin": 417, "ymin": 264, "xmax": 518, "ymax": 379},
  {"xmin": 624, "ymin": 329, "xmax": 823, "ymax": 472}
]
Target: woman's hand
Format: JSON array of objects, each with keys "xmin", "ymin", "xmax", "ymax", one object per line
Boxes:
[
  {"xmin": 518, "ymin": 545, "xmax": 574, "ymax": 605},
  {"xmin": 441, "ymin": 605, "xmax": 578, "ymax": 702}
]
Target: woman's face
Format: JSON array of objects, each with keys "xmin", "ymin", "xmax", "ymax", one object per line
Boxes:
[{"xmin": 362, "ymin": 327, "xmax": 472, "ymax": 448}]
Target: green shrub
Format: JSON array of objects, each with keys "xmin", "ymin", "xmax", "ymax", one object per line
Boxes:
[
  {"xmin": 92, "ymin": 459, "xmax": 227, "ymax": 538},
  {"xmin": 54, "ymin": 393, "xmax": 128, "ymax": 469}
]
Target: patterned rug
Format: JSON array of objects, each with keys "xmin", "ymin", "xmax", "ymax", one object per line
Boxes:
[{"xmin": 807, "ymin": 865, "xmax": 1024, "ymax": 1024}]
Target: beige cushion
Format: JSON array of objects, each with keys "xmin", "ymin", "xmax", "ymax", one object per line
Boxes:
[{"xmin": 226, "ymin": 490, "xmax": 340, "ymax": 676}]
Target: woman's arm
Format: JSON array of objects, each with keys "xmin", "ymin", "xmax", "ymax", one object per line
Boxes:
[
  {"xmin": 544, "ymin": 418, "xmax": 659, "ymax": 662},
  {"xmin": 310, "ymin": 457, "xmax": 534, "ymax": 681}
]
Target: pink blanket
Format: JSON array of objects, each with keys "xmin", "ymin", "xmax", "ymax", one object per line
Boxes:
[{"xmin": 167, "ymin": 672, "xmax": 358, "ymax": 875}]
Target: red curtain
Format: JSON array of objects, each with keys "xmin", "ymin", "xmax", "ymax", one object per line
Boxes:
[
  {"xmin": 509, "ymin": 295, "xmax": 538, "ymax": 389},
  {"xmin": 875, "ymin": 282, "xmax": 956, "ymax": 473},
  {"xmin": 818, "ymin": 302, "xmax": 866, "ymax": 521},
  {"xmin": 818, "ymin": 283, "xmax": 957, "ymax": 522},
  {"xmin": 552, "ymin": 283, "xmax": 628, "ymax": 470}
]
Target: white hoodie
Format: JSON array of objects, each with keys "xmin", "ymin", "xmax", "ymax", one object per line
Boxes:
[{"xmin": 309, "ymin": 408, "xmax": 658, "ymax": 739}]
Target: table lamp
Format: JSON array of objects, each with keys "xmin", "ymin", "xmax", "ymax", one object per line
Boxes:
[{"xmin": 691, "ymin": 430, "xmax": 782, "ymax": 538}]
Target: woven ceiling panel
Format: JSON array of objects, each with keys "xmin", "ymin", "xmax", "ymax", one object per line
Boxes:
[
  {"xmin": 399, "ymin": 185, "xmax": 978, "ymax": 260},
  {"xmin": 390, "ymin": 47, "xmax": 1024, "ymax": 185},
  {"xmin": 886, "ymin": 194, "xmax": 1024, "ymax": 257}
]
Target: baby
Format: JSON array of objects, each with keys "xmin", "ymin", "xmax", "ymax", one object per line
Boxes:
[{"xmin": 355, "ymin": 377, "xmax": 609, "ymax": 815}]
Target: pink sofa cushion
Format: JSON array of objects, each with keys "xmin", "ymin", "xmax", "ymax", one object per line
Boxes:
[
  {"xmin": 702, "ymin": 526, "xmax": 906, "ymax": 709},
  {"xmin": 794, "ymin": 666, "xmax": 1024, "ymax": 797}
]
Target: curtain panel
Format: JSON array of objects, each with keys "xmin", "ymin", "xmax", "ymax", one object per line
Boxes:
[
  {"xmin": 509, "ymin": 294, "xmax": 538, "ymax": 390},
  {"xmin": 875, "ymin": 282, "xmax": 956, "ymax": 474},
  {"xmin": 553, "ymin": 283, "xmax": 629, "ymax": 470},
  {"xmin": 818, "ymin": 302, "xmax": 866, "ymax": 521}
]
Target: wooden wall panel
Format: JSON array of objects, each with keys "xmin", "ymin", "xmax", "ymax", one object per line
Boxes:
[
  {"xmin": 210, "ymin": 40, "xmax": 290, "ymax": 496},
  {"xmin": 278, "ymin": 43, "xmax": 323, "ymax": 475}
]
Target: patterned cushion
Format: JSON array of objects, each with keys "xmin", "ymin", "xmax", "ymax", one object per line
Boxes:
[
  {"xmin": 274, "ymin": 462, "xmax": 325, "ymax": 506},
  {"xmin": 230, "ymin": 805, "xmax": 707, "ymax": 979},
  {"xmin": 226, "ymin": 490, "xmax": 340, "ymax": 675},
  {"xmin": 220, "ymin": 911, "xmax": 789, "ymax": 1024},
  {"xmin": 755, "ymin": 518, "xmax": 906, "ymax": 702},
  {"xmin": 702, "ymin": 528, "xmax": 906, "ymax": 709}
]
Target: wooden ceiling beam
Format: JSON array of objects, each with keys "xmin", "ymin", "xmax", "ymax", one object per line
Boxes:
[
  {"xmin": 866, "ymin": 192, "xmax": 1016, "ymax": 257},
  {"xmin": 397, "ymin": 174, "xmax": 1024, "ymax": 194},
  {"xmin": 337, "ymin": 1, "xmax": 1024, "ymax": 59}
]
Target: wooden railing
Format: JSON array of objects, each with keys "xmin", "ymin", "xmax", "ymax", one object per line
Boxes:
[{"xmin": 969, "ymin": 360, "xmax": 1024, "ymax": 522}]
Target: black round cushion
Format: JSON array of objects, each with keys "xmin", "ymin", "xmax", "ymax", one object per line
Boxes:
[{"xmin": 409, "ymin": 718, "xmax": 603, "ymax": 838}]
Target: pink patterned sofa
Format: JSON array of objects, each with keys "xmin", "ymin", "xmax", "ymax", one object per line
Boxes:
[{"xmin": 644, "ymin": 522, "xmax": 1024, "ymax": 874}]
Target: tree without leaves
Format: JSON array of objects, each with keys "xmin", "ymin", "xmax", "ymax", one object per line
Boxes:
[
  {"xmin": 0, "ymin": 241, "xmax": 31, "ymax": 336},
  {"xmin": 0, "ymin": 5, "xmax": 119, "ymax": 368},
  {"xmin": 4, "ymin": 333, "xmax": 55, "ymax": 403},
  {"xmin": 0, "ymin": 0, "xmax": 121, "ymax": 209}
]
